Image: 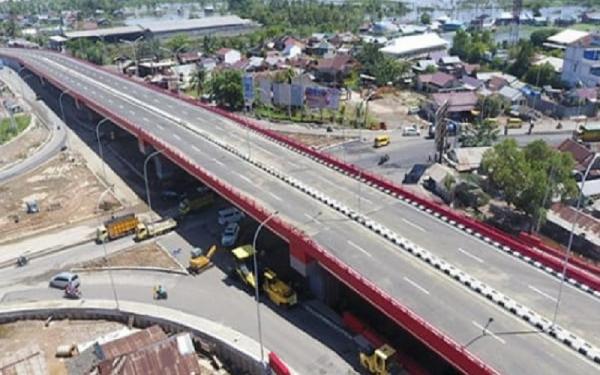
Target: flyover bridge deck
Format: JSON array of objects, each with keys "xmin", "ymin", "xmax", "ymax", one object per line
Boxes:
[{"xmin": 5, "ymin": 49, "xmax": 599, "ymax": 374}]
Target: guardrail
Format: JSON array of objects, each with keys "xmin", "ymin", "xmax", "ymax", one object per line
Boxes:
[
  {"xmin": 88, "ymin": 54, "xmax": 600, "ymax": 291},
  {"xmin": 0, "ymin": 300, "xmax": 267, "ymax": 375},
  {"xmin": 7, "ymin": 50, "xmax": 499, "ymax": 374}
]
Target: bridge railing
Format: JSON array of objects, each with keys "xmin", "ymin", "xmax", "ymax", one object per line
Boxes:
[{"xmin": 4, "ymin": 51, "xmax": 519, "ymax": 374}]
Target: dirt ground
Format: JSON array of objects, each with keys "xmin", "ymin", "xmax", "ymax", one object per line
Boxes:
[
  {"xmin": 349, "ymin": 89, "xmax": 429, "ymax": 130},
  {"xmin": 275, "ymin": 131, "xmax": 349, "ymax": 149},
  {"xmin": 0, "ymin": 151, "xmax": 120, "ymax": 242},
  {"xmin": 0, "ymin": 118, "xmax": 47, "ymax": 170},
  {"xmin": 0, "ymin": 319, "xmax": 124, "ymax": 375},
  {"xmin": 78, "ymin": 242, "xmax": 180, "ymax": 270}
]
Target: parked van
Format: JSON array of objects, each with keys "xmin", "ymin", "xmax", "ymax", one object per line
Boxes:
[
  {"xmin": 218, "ymin": 207, "xmax": 245, "ymax": 225},
  {"xmin": 373, "ymin": 134, "xmax": 390, "ymax": 148}
]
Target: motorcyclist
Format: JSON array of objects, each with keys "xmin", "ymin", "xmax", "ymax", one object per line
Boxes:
[{"xmin": 65, "ymin": 281, "xmax": 79, "ymax": 297}]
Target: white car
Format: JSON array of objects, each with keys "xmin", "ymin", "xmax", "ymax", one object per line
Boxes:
[
  {"xmin": 221, "ymin": 223, "xmax": 240, "ymax": 247},
  {"xmin": 218, "ymin": 207, "xmax": 245, "ymax": 225},
  {"xmin": 49, "ymin": 272, "xmax": 80, "ymax": 289},
  {"xmin": 402, "ymin": 125, "xmax": 421, "ymax": 136}
]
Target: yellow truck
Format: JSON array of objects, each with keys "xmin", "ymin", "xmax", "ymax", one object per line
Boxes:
[
  {"xmin": 231, "ymin": 245, "xmax": 297, "ymax": 306},
  {"xmin": 96, "ymin": 214, "xmax": 139, "ymax": 243},
  {"xmin": 232, "ymin": 245, "xmax": 257, "ymax": 289},
  {"xmin": 262, "ymin": 268, "xmax": 297, "ymax": 307},
  {"xmin": 178, "ymin": 193, "xmax": 214, "ymax": 216},
  {"xmin": 359, "ymin": 344, "xmax": 399, "ymax": 375},
  {"xmin": 134, "ymin": 218, "xmax": 177, "ymax": 241},
  {"xmin": 188, "ymin": 245, "xmax": 218, "ymax": 274},
  {"xmin": 373, "ymin": 134, "xmax": 390, "ymax": 148}
]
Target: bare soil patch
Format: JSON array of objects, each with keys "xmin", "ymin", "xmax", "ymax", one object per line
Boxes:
[
  {"xmin": 78, "ymin": 242, "xmax": 180, "ymax": 270},
  {"xmin": 0, "ymin": 319, "xmax": 124, "ymax": 375},
  {"xmin": 0, "ymin": 117, "xmax": 48, "ymax": 170},
  {"xmin": 0, "ymin": 152, "xmax": 120, "ymax": 242}
]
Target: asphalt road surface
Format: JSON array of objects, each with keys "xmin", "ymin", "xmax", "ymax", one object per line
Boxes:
[
  {"xmin": 3, "ymin": 49, "xmax": 599, "ymax": 374},
  {"xmin": 0, "ymin": 69, "xmax": 66, "ymax": 183},
  {"xmin": 0, "ymin": 236, "xmax": 355, "ymax": 375}
]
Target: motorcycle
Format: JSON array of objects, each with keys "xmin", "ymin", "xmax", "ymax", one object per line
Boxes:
[
  {"xmin": 16, "ymin": 256, "xmax": 28, "ymax": 267},
  {"xmin": 153, "ymin": 285, "xmax": 168, "ymax": 300},
  {"xmin": 64, "ymin": 285, "xmax": 81, "ymax": 299}
]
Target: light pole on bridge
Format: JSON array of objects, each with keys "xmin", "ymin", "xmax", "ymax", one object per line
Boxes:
[{"xmin": 252, "ymin": 210, "xmax": 279, "ymax": 371}]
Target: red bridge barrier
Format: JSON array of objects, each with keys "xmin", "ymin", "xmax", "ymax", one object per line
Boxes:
[{"xmin": 6, "ymin": 50, "xmax": 503, "ymax": 374}]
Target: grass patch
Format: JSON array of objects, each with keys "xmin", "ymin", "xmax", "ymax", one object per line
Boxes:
[
  {"xmin": 0, "ymin": 114, "xmax": 31, "ymax": 144},
  {"xmin": 254, "ymin": 104, "xmax": 379, "ymax": 128}
]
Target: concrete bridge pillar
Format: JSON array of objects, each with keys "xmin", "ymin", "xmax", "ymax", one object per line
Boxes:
[
  {"xmin": 138, "ymin": 137, "xmax": 147, "ymax": 154},
  {"xmin": 289, "ymin": 240, "xmax": 340, "ymax": 304},
  {"xmin": 289, "ymin": 239, "xmax": 314, "ymax": 277}
]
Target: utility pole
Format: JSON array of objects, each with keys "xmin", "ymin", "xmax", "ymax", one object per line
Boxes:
[{"xmin": 434, "ymin": 100, "xmax": 449, "ymax": 163}]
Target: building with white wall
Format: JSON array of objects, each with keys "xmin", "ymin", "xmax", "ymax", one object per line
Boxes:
[{"xmin": 561, "ymin": 33, "xmax": 600, "ymax": 87}]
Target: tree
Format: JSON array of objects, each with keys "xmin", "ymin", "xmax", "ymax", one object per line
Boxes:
[
  {"xmin": 481, "ymin": 139, "xmax": 577, "ymax": 230},
  {"xmin": 165, "ymin": 34, "xmax": 191, "ymax": 53},
  {"xmin": 524, "ymin": 62, "xmax": 559, "ymax": 87},
  {"xmin": 355, "ymin": 42, "xmax": 409, "ymax": 85},
  {"xmin": 477, "ymin": 94, "xmax": 506, "ymax": 118},
  {"xmin": 207, "ymin": 69, "xmax": 243, "ymax": 110},
  {"xmin": 459, "ymin": 120, "xmax": 500, "ymax": 147},
  {"xmin": 451, "ymin": 29, "xmax": 470, "ymax": 60},
  {"xmin": 530, "ymin": 28, "xmax": 559, "ymax": 47},
  {"xmin": 508, "ymin": 41, "xmax": 535, "ymax": 78},
  {"xmin": 420, "ymin": 12, "xmax": 431, "ymax": 25},
  {"xmin": 189, "ymin": 68, "xmax": 207, "ymax": 97}
]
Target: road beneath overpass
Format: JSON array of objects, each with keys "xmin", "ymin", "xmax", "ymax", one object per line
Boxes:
[{"xmin": 3, "ymin": 48, "xmax": 599, "ymax": 374}]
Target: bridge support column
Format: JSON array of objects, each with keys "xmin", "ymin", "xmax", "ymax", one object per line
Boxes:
[
  {"xmin": 74, "ymin": 98, "xmax": 81, "ymax": 110},
  {"xmin": 289, "ymin": 240, "xmax": 340, "ymax": 305},
  {"xmin": 289, "ymin": 240, "xmax": 314, "ymax": 277},
  {"xmin": 138, "ymin": 137, "xmax": 147, "ymax": 154}
]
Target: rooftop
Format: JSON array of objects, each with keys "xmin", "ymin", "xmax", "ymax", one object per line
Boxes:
[
  {"xmin": 432, "ymin": 91, "xmax": 478, "ymax": 113},
  {"xmin": 138, "ymin": 15, "xmax": 253, "ymax": 34},
  {"xmin": 547, "ymin": 29, "xmax": 590, "ymax": 45},
  {"xmin": 418, "ymin": 71, "xmax": 456, "ymax": 87},
  {"xmin": 64, "ymin": 25, "xmax": 145, "ymax": 39},
  {"xmin": 380, "ymin": 33, "xmax": 448, "ymax": 57}
]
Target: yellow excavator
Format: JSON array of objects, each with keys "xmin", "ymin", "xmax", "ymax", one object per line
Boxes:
[
  {"xmin": 359, "ymin": 344, "xmax": 399, "ymax": 375},
  {"xmin": 231, "ymin": 245, "xmax": 297, "ymax": 307},
  {"xmin": 188, "ymin": 245, "xmax": 218, "ymax": 274},
  {"xmin": 262, "ymin": 268, "xmax": 297, "ymax": 307}
]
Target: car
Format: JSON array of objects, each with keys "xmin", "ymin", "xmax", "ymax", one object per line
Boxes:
[
  {"xmin": 218, "ymin": 207, "xmax": 245, "ymax": 225},
  {"xmin": 49, "ymin": 272, "xmax": 80, "ymax": 289},
  {"xmin": 221, "ymin": 223, "xmax": 240, "ymax": 247},
  {"xmin": 402, "ymin": 125, "xmax": 421, "ymax": 136}
]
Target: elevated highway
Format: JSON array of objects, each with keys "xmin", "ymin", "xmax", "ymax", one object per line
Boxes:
[{"xmin": 3, "ymin": 48, "xmax": 600, "ymax": 374}]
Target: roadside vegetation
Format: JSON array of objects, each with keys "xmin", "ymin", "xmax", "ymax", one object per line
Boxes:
[{"xmin": 0, "ymin": 114, "xmax": 31, "ymax": 145}]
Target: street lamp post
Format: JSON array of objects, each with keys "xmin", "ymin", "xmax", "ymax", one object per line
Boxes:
[
  {"xmin": 143, "ymin": 149, "xmax": 163, "ymax": 216},
  {"xmin": 96, "ymin": 118, "xmax": 111, "ymax": 182},
  {"xmin": 59, "ymin": 89, "xmax": 71, "ymax": 125},
  {"xmin": 252, "ymin": 210, "xmax": 279, "ymax": 370},
  {"xmin": 96, "ymin": 185, "xmax": 119, "ymax": 310},
  {"xmin": 120, "ymin": 36, "xmax": 144, "ymax": 77},
  {"xmin": 552, "ymin": 153, "xmax": 599, "ymax": 326}
]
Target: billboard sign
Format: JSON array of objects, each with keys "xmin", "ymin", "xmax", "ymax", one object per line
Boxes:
[
  {"xmin": 291, "ymin": 84, "xmax": 304, "ymax": 107},
  {"xmin": 305, "ymin": 86, "xmax": 341, "ymax": 109},
  {"xmin": 242, "ymin": 74, "xmax": 254, "ymax": 102}
]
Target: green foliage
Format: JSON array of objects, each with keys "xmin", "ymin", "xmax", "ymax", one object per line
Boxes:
[
  {"xmin": 0, "ymin": 114, "xmax": 30, "ymax": 144},
  {"xmin": 355, "ymin": 43, "xmax": 410, "ymax": 85},
  {"xmin": 508, "ymin": 40, "xmax": 535, "ymax": 78},
  {"xmin": 228, "ymin": 0, "xmax": 408, "ymax": 35},
  {"xmin": 529, "ymin": 28, "xmax": 559, "ymax": 47},
  {"xmin": 424, "ymin": 64, "xmax": 437, "ymax": 73},
  {"xmin": 477, "ymin": 94, "xmax": 506, "ymax": 118},
  {"xmin": 189, "ymin": 68, "xmax": 206, "ymax": 97},
  {"xmin": 450, "ymin": 29, "xmax": 495, "ymax": 64},
  {"xmin": 481, "ymin": 139, "xmax": 578, "ymax": 228},
  {"xmin": 164, "ymin": 34, "xmax": 191, "ymax": 53},
  {"xmin": 524, "ymin": 62, "xmax": 560, "ymax": 87},
  {"xmin": 459, "ymin": 120, "xmax": 500, "ymax": 147},
  {"xmin": 207, "ymin": 69, "xmax": 243, "ymax": 110},
  {"xmin": 66, "ymin": 39, "xmax": 106, "ymax": 64},
  {"xmin": 420, "ymin": 12, "xmax": 431, "ymax": 25}
]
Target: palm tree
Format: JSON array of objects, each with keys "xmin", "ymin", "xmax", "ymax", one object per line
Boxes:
[{"xmin": 190, "ymin": 68, "xmax": 207, "ymax": 97}]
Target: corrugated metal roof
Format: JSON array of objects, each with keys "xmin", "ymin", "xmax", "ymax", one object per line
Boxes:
[
  {"xmin": 100, "ymin": 325, "xmax": 167, "ymax": 360},
  {"xmin": 547, "ymin": 29, "xmax": 589, "ymax": 45},
  {"xmin": 97, "ymin": 332, "xmax": 201, "ymax": 375},
  {"xmin": 139, "ymin": 15, "xmax": 252, "ymax": 33},
  {"xmin": 64, "ymin": 25, "xmax": 146, "ymax": 39},
  {"xmin": 380, "ymin": 33, "xmax": 448, "ymax": 57}
]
